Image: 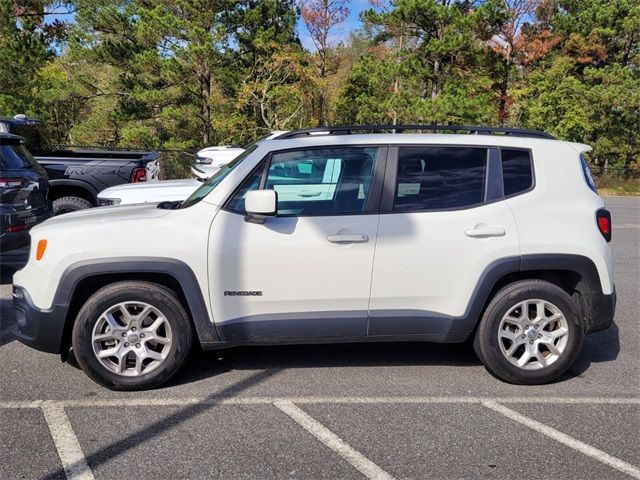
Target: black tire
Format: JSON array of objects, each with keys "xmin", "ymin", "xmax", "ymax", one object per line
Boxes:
[
  {"xmin": 53, "ymin": 196, "xmax": 93, "ymax": 215},
  {"xmin": 474, "ymin": 280, "xmax": 584, "ymax": 385},
  {"xmin": 72, "ymin": 281, "xmax": 193, "ymax": 391}
]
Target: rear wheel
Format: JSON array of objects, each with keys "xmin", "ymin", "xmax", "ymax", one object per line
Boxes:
[
  {"xmin": 52, "ymin": 196, "xmax": 92, "ymax": 215},
  {"xmin": 72, "ymin": 281, "xmax": 192, "ymax": 390},
  {"xmin": 474, "ymin": 280, "xmax": 584, "ymax": 385}
]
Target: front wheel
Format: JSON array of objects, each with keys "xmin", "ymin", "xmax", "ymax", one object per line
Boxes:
[
  {"xmin": 474, "ymin": 280, "xmax": 584, "ymax": 385},
  {"xmin": 72, "ymin": 281, "xmax": 193, "ymax": 391}
]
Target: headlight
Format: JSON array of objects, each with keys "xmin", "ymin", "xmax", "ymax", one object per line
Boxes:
[
  {"xmin": 195, "ymin": 155, "xmax": 213, "ymax": 165},
  {"xmin": 98, "ymin": 198, "xmax": 121, "ymax": 206}
]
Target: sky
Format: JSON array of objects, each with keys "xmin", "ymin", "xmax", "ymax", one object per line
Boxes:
[
  {"xmin": 297, "ymin": 0, "xmax": 371, "ymax": 50},
  {"xmin": 47, "ymin": 1, "xmax": 372, "ymax": 52}
]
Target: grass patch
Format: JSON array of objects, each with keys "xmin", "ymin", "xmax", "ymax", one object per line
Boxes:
[{"xmin": 595, "ymin": 175, "xmax": 640, "ymax": 196}]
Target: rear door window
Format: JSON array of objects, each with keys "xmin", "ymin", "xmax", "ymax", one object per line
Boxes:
[{"xmin": 393, "ymin": 146, "xmax": 488, "ymax": 211}]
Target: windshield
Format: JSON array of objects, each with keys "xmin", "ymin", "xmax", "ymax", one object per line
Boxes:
[{"xmin": 180, "ymin": 143, "xmax": 259, "ymax": 208}]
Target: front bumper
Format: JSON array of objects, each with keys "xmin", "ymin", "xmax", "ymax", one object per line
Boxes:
[
  {"xmin": 12, "ymin": 285, "xmax": 65, "ymax": 354},
  {"xmin": 583, "ymin": 287, "xmax": 616, "ymax": 333}
]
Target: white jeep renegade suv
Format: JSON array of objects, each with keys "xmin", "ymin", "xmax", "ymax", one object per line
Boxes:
[{"xmin": 12, "ymin": 125, "xmax": 615, "ymax": 390}]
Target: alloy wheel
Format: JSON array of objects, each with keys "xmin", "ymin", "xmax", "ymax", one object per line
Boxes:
[
  {"xmin": 497, "ymin": 299, "xmax": 569, "ymax": 370},
  {"xmin": 91, "ymin": 301, "xmax": 172, "ymax": 376}
]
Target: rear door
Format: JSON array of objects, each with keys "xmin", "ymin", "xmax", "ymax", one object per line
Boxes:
[
  {"xmin": 208, "ymin": 145, "xmax": 386, "ymax": 342},
  {"xmin": 369, "ymin": 145, "xmax": 520, "ymax": 340}
]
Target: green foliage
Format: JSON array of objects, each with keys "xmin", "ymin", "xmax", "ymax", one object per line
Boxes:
[
  {"xmin": 0, "ymin": 0, "xmax": 637, "ymax": 172},
  {"xmin": 0, "ymin": 0, "xmax": 59, "ymax": 118}
]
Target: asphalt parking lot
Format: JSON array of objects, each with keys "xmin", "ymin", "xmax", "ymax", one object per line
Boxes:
[{"xmin": 0, "ymin": 196, "xmax": 638, "ymax": 480}]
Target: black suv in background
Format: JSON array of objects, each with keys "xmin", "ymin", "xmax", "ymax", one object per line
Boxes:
[
  {"xmin": 0, "ymin": 133, "xmax": 52, "ymax": 251},
  {"xmin": 0, "ymin": 115, "xmax": 160, "ymax": 215}
]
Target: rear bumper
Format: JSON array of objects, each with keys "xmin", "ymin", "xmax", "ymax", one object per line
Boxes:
[
  {"xmin": 0, "ymin": 229, "xmax": 31, "ymax": 251},
  {"xmin": 583, "ymin": 287, "xmax": 616, "ymax": 333},
  {"xmin": 12, "ymin": 285, "xmax": 65, "ymax": 354},
  {"xmin": 0, "ymin": 205, "xmax": 53, "ymax": 252}
]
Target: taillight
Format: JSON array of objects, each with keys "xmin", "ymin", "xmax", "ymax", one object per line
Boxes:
[
  {"xmin": 5, "ymin": 223, "xmax": 29, "ymax": 233},
  {"xmin": 130, "ymin": 167, "xmax": 146, "ymax": 183},
  {"xmin": 596, "ymin": 209, "xmax": 611, "ymax": 242},
  {"xmin": 0, "ymin": 178, "xmax": 24, "ymax": 188}
]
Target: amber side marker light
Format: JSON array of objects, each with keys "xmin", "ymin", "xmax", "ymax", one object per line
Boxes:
[{"xmin": 36, "ymin": 239, "xmax": 47, "ymax": 261}]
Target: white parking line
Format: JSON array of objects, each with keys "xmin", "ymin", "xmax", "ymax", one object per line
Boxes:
[
  {"xmin": 3, "ymin": 396, "xmax": 638, "ymax": 479},
  {"xmin": 0, "ymin": 396, "xmax": 639, "ymax": 408},
  {"xmin": 483, "ymin": 401, "xmax": 640, "ymax": 480},
  {"xmin": 0, "ymin": 399, "xmax": 44, "ymax": 408},
  {"xmin": 41, "ymin": 402, "xmax": 95, "ymax": 480},
  {"xmin": 274, "ymin": 400, "xmax": 395, "ymax": 480}
]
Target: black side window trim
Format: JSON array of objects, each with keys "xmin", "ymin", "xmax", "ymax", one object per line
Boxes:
[
  {"xmin": 498, "ymin": 147, "xmax": 536, "ymax": 199},
  {"xmin": 486, "ymin": 148, "xmax": 504, "ymax": 201},
  {"xmin": 223, "ymin": 155, "xmax": 272, "ymax": 214},
  {"xmin": 222, "ymin": 145, "xmax": 389, "ymax": 217}
]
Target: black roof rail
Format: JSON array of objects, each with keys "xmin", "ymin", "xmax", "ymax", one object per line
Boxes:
[{"xmin": 274, "ymin": 124, "xmax": 555, "ymax": 140}]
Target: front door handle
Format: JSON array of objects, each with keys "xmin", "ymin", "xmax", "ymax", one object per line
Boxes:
[
  {"xmin": 464, "ymin": 226, "xmax": 505, "ymax": 238},
  {"xmin": 327, "ymin": 233, "xmax": 369, "ymax": 243}
]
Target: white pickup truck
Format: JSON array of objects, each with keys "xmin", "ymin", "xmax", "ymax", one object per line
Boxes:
[
  {"xmin": 98, "ymin": 134, "xmax": 285, "ymax": 206},
  {"xmin": 97, "ymin": 147, "xmax": 244, "ymax": 206}
]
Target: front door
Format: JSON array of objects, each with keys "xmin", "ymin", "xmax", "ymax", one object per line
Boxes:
[{"xmin": 208, "ymin": 145, "xmax": 385, "ymax": 342}]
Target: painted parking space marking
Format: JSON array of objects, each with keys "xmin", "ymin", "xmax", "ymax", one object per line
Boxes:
[
  {"xmin": 41, "ymin": 401, "xmax": 95, "ymax": 480},
  {"xmin": 1, "ymin": 396, "xmax": 637, "ymax": 408},
  {"xmin": 274, "ymin": 400, "xmax": 395, "ymax": 480},
  {"xmin": 483, "ymin": 401, "xmax": 640, "ymax": 480},
  {"xmin": 2, "ymin": 396, "xmax": 637, "ymax": 480}
]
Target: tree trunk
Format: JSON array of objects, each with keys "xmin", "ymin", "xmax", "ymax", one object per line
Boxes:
[
  {"xmin": 624, "ymin": 129, "xmax": 636, "ymax": 179},
  {"xmin": 497, "ymin": 57, "xmax": 511, "ymax": 126},
  {"xmin": 393, "ymin": 32, "xmax": 404, "ymax": 126},
  {"xmin": 317, "ymin": 53, "xmax": 326, "ymax": 127},
  {"xmin": 431, "ymin": 58, "xmax": 440, "ymax": 101},
  {"xmin": 200, "ymin": 69, "xmax": 211, "ymax": 146}
]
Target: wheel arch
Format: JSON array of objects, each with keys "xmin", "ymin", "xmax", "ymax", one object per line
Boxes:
[
  {"xmin": 48, "ymin": 180, "xmax": 98, "ymax": 204},
  {"xmin": 465, "ymin": 254, "xmax": 605, "ymax": 339},
  {"xmin": 56, "ymin": 258, "xmax": 219, "ymax": 358}
]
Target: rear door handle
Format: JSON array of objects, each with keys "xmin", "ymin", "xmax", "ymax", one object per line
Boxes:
[
  {"xmin": 464, "ymin": 226, "xmax": 505, "ymax": 238},
  {"xmin": 327, "ymin": 234, "xmax": 369, "ymax": 243},
  {"xmin": 297, "ymin": 191, "xmax": 322, "ymax": 197}
]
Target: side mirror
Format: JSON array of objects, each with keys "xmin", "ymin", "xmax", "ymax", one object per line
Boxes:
[{"xmin": 245, "ymin": 189, "xmax": 277, "ymax": 224}]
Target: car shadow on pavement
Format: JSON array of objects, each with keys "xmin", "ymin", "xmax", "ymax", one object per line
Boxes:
[
  {"xmin": 173, "ymin": 323, "xmax": 621, "ymax": 387},
  {"xmin": 563, "ymin": 322, "xmax": 621, "ymax": 380},
  {"xmin": 40, "ymin": 369, "xmax": 280, "ymax": 480},
  {"xmin": 165, "ymin": 341, "xmax": 482, "ymax": 388}
]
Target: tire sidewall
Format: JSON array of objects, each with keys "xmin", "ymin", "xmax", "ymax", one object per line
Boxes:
[
  {"xmin": 479, "ymin": 282, "xmax": 584, "ymax": 384},
  {"xmin": 53, "ymin": 196, "xmax": 93, "ymax": 215},
  {"xmin": 72, "ymin": 284, "xmax": 192, "ymax": 390}
]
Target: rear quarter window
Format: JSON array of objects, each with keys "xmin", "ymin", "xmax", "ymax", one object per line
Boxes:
[{"xmin": 501, "ymin": 149, "xmax": 533, "ymax": 196}]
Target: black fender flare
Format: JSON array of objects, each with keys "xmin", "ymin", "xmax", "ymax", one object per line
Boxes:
[
  {"xmin": 55, "ymin": 257, "xmax": 220, "ymax": 350},
  {"xmin": 459, "ymin": 253, "xmax": 605, "ymax": 337},
  {"xmin": 48, "ymin": 179, "xmax": 99, "ymax": 202}
]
